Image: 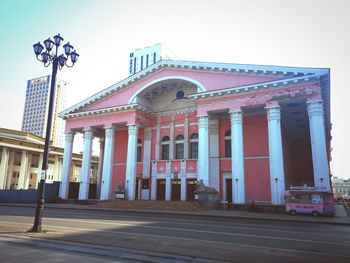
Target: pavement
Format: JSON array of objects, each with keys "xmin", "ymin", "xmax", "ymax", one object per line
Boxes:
[{"xmin": 1, "ymin": 201, "xmax": 349, "ymax": 226}]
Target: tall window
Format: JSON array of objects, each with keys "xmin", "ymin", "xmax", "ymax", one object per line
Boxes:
[
  {"xmin": 175, "ymin": 135, "xmax": 184, "ymax": 160},
  {"xmin": 190, "ymin": 133, "xmax": 198, "ymax": 159},
  {"xmin": 137, "ymin": 139, "xmax": 142, "ymax": 162},
  {"xmin": 225, "ymin": 130, "xmax": 231, "ymax": 158},
  {"xmin": 161, "ymin": 136, "xmax": 170, "ymax": 160}
]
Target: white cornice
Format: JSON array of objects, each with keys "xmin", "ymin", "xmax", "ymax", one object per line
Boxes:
[
  {"xmin": 63, "ymin": 103, "xmax": 154, "ymax": 119},
  {"xmin": 188, "ymin": 74, "xmax": 322, "ymax": 100}
]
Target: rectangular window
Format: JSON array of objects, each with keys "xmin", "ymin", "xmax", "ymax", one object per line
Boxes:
[
  {"xmin": 140, "ymin": 56, "xmax": 143, "ymax": 70},
  {"xmin": 175, "ymin": 143, "xmax": 184, "ymax": 159},
  {"xmin": 133, "ymin": 57, "xmax": 137, "ymax": 73},
  {"xmin": 142, "ymin": 179, "xmax": 149, "ymax": 189},
  {"xmin": 146, "ymin": 54, "xmax": 149, "ymax": 67},
  {"xmin": 190, "ymin": 142, "xmax": 198, "ymax": 159},
  {"xmin": 225, "ymin": 140, "xmax": 232, "ymax": 158},
  {"xmin": 137, "ymin": 146, "xmax": 142, "ymax": 162},
  {"xmin": 129, "ymin": 59, "xmax": 133, "ymax": 74},
  {"xmin": 161, "ymin": 144, "xmax": 169, "ymax": 160},
  {"xmin": 153, "ymin": 52, "xmax": 156, "ymax": 63}
]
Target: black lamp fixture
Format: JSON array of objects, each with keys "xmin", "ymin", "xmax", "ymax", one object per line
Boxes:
[{"xmin": 31, "ymin": 34, "xmax": 79, "ymax": 232}]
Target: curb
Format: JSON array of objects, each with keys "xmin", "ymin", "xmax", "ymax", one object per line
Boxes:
[{"xmin": 1, "ymin": 203, "xmax": 350, "ymax": 226}]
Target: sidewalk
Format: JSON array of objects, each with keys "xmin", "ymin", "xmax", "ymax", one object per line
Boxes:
[{"xmin": 1, "ymin": 202, "xmax": 350, "ymax": 226}]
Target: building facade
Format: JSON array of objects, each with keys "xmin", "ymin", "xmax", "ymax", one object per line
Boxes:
[
  {"xmin": 59, "ymin": 60, "xmax": 331, "ymax": 204},
  {"xmin": 0, "ymin": 128, "xmax": 98, "ymax": 191},
  {"xmin": 332, "ymin": 177, "xmax": 350, "ymax": 199},
  {"xmin": 129, "ymin": 43, "xmax": 174, "ymax": 75},
  {"xmin": 21, "ymin": 75, "xmax": 67, "ymax": 147}
]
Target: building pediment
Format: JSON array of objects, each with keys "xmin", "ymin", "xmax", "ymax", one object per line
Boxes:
[{"xmin": 60, "ymin": 59, "xmax": 329, "ymax": 121}]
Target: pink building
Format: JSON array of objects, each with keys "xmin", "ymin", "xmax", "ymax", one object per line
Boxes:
[{"xmin": 58, "ymin": 60, "xmax": 331, "ymax": 205}]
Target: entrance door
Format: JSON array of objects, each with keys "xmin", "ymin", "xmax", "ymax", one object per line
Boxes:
[
  {"xmin": 186, "ymin": 179, "xmax": 197, "ymax": 201},
  {"xmin": 171, "ymin": 179, "xmax": 181, "ymax": 201},
  {"xmin": 156, "ymin": 179, "xmax": 166, "ymax": 201},
  {"xmin": 226, "ymin": 178, "xmax": 232, "ymax": 203}
]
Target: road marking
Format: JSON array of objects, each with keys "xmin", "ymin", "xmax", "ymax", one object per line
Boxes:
[
  {"xmin": 16, "ymin": 225, "xmax": 350, "ymax": 258},
  {"xmin": 21, "ymin": 217, "xmax": 350, "ymax": 246},
  {"xmin": 1, "ymin": 221, "xmax": 348, "ymax": 260},
  {"xmin": 37, "ymin": 210, "xmax": 349, "ymax": 236}
]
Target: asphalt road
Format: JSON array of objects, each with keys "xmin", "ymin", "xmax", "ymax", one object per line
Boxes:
[{"xmin": 0, "ymin": 205, "xmax": 349, "ymax": 263}]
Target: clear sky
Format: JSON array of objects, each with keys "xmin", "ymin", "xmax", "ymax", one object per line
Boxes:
[{"xmin": 0, "ymin": 0, "xmax": 349, "ymax": 178}]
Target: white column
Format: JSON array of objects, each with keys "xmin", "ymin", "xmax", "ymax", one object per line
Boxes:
[
  {"xmin": 307, "ymin": 100, "xmax": 331, "ymax": 190},
  {"xmin": 150, "ymin": 162, "xmax": 157, "ymax": 200},
  {"xmin": 165, "ymin": 175, "xmax": 172, "ymax": 201},
  {"xmin": 36, "ymin": 153, "xmax": 43, "ymax": 189},
  {"xmin": 59, "ymin": 132, "xmax": 75, "ymax": 199},
  {"xmin": 53, "ymin": 155, "xmax": 59, "ymax": 181},
  {"xmin": 184, "ymin": 113, "xmax": 189, "ymax": 159},
  {"xmin": 180, "ymin": 161, "xmax": 187, "ymax": 201},
  {"xmin": 18, "ymin": 150, "xmax": 28, "ymax": 189},
  {"xmin": 169, "ymin": 115, "xmax": 175, "ymax": 160},
  {"xmin": 142, "ymin": 127, "xmax": 152, "ymax": 178},
  {"xmin": 230, "ymin": 111, "xmax": 245, "ymax": 204},
  {"xmin": 6, "ymin": 151, "xmax": 15, "ymax": 189},
  {"xmin": 155, "ymin": 118, "xmax": 161, "ymax": 160},
  {"xmin": 198, "ymin": 116, "xmax": 210, "ymax": 186},
  {"xmin": 96, "ymin": 138, "xmax": 105, "ymax": 199},
  {"xmin": 100, "ymin": 127, "xmax": 115, "ymax": 200},
  {"xmin": 0, "ymin": 147, "xmax": 9, "ymax": 189},
  {"xmin": 266, "ymin": 105, "xmax": 285, "ymax": 205},
  {"xmin": 125, "ymin": 125, "xmax": 138, "ymax": 200},
  {"xmin": 79, "ymin": 130, "xmax": 94, "ymax": 200},
  {"xmin": 24, "ymin": 154, "xmax": 32, "ymax": 189}
]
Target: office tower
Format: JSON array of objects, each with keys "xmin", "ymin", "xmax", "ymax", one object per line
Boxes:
[
  {"xmin": 21, "ymin": 75, "xmax": 67, "ymax": 147},
  {"xmin": 129, "ymin": 43, "xmax": 175, "ymax": 75}
]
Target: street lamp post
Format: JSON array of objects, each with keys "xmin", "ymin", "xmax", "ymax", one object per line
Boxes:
[{"xmin": 31, "ymin": 34, "xmax": 79, "ymax": 232}]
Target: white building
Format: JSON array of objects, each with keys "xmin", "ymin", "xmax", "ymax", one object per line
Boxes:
[
  {"xmin": 21, "ymin": 75, "xmax": 67, "ymax": 147},
  {"xmin": 0, "ymin": 128, "xmax": 99, "ymax": 193},
  {"xmin": 129, "ymin": 43, "xmax": 176, "ymax": 75}
]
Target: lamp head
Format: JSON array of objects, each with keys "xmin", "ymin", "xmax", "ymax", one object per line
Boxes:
[
  {"xmin": 43, "ymin": 38, "xmax": 54, "ymax": 52},
  {"xmin": 53, "ymin": 34, "xmax": 64, "ymax": 46},
  {"xmin": 63, "ymin": 42, "xmax": 74, "ymax": 55},
  {"xmin": 33, "ymin": 42, "xmax": 44, "ymax": 56},
  {"xmin": 70, "ymin": 50, "xmax": 79, "ymax": 64}
]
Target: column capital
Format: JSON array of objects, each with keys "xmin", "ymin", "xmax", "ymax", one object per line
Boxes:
[
  {"xmin": 127, "ymin": 124, "xmax": 139, "ymax": 136},
  {"xmin": 307, "ymin": 100, "xmax": 324, "ymax": 117},
  {"xmin": 65, "ymin": 132, "xmax": 75, "ymax": 143},
  {"xmin": 198, "ymin": 115, "xmax": 209, "ymax": 128},
  {"xmin": 230, "ymin": 110, "xmax": 243, "ymax": 125},
  {"xmin": 83, "ymin": 130, "xmax": 94, "ymax": 141},
  {"xmin": 104, "ymin": 126, "xmax": 115, "ymax": 139},
  {"xmin": 266, "ymin": 106, "xmax": 281, "ymax": 122}
]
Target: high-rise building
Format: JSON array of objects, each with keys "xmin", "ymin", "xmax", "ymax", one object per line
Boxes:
[
  {"xmin": 128, "ymin": 43, "xmax": 176, "ymax": 75},
  {"xmin": 21, "ymin": 75, "xmax": 67, "ymax": 147}
]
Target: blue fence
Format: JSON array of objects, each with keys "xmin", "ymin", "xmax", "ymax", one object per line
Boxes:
[{"xmin": 0, "ymin": 182, "xmax": 60, "ymax": 203}]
